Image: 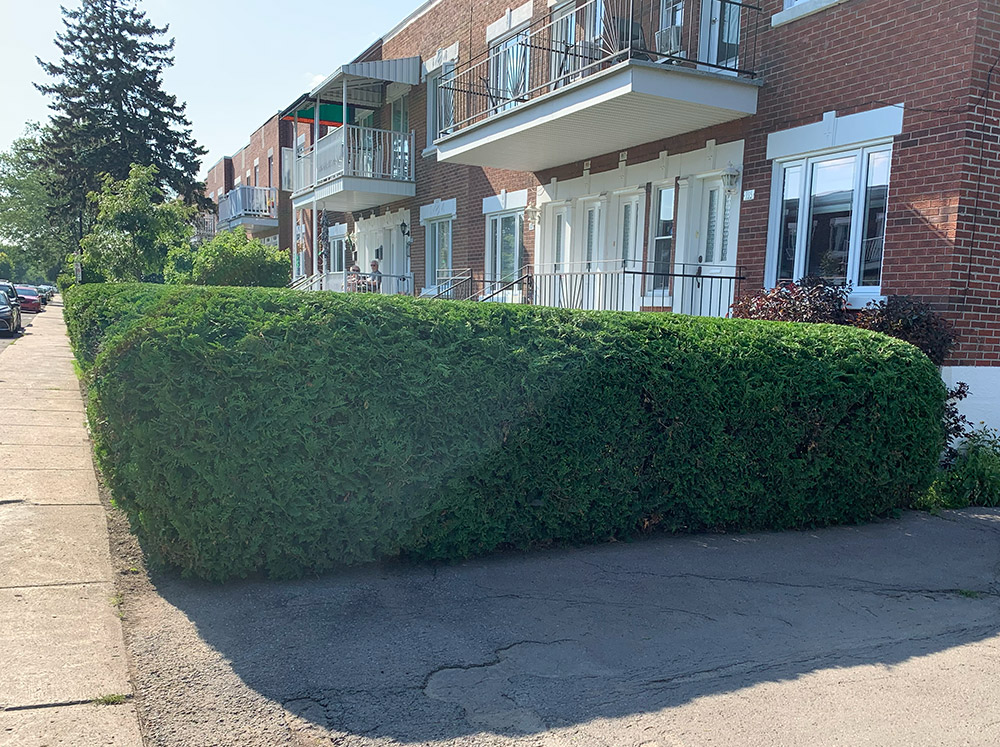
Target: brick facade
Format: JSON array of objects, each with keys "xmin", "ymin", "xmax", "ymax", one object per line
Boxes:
[{"xmin": 212, "ymin": 0, "xmax": 1000, "ymax": 386}]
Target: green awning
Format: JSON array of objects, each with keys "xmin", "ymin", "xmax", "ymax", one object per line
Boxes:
[{"xmin": 281, "ymin": 103, "xmax": 351, "ymax": 127}]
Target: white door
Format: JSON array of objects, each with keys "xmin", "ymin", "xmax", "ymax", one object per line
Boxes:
[
  {"xmin": 486, "ymin": 212, "xmax": 524, "ymax": 301},
  {"xmin": 617, "ymin": 194, "xmax": 644, "ymax": 311},
  {"xmin": 538, "ymin": 207, "xmax": 571, "ymax": 308},
  {"xmin": 678, "ymin": 179, "xmax": 737, "ymax": 316},
  {"xmin": 703, "ymin": 0, "xmax": 740, "ymax": 71}
]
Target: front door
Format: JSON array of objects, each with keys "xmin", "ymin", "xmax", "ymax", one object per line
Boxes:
[
  {"xmin": 678, "ymin": 179, "xmax": 737, "ymax": 316},
  {"xmin": 487, "ymin": 212, "xmax": 524, "ymax": 301},
  {"xmin": 617, "ymin": 194, "xmax": 644, "ymax": 311}
]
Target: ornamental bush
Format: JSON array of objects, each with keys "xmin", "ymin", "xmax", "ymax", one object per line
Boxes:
[
  {"xmin": 63, "ymin": 283, "xmax": 177, "ymax": 370},
  {"xmin": 854, "ymin": 295, "xmax": 956, "ymax": 366},
  {"xmin": 71, "ymin": 285, "xmax": 946, "ymax": 581}
]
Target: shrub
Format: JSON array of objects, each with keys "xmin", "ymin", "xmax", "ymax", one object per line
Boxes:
[
  {"xmin": 63, "ymin": 283, "xmax": 177, "ymax": 370},
  {"xmin": 166, "ymin": 229, "xmax": 290, "ymax": 287},
  {"xmin": 73, "ymin": 286, "xmax": 946, "ymax": 581},
  {"xmin": 919, "ymin": 428, "xmax": 1000, "ymax": 510},
  {"xmin": 854, "ymin": 295, "xmax": 956, "ymax": 366},
  {"xmin": 731, "ymin": 278, "xmax": 851, "ymax": 325}
]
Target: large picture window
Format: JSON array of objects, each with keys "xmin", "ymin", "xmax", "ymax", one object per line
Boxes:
[{"xmin": 770, "ymin": 144, "xmax": 891, "ymax": 293}]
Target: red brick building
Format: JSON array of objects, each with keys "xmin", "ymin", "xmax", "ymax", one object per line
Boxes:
[{"xmin": 209, "ymin": 0, "xmax": 1000, "ymax": 424}]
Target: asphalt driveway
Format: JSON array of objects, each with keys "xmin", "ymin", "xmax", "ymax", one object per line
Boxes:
[{"xmin": 111, "ymin": 506, "xmax": 1000, "ymax": 746}]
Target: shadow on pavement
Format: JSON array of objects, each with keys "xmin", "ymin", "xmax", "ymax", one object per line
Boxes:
[{"xmin": 150, "ymin": 508, "xmax": 1000, "ymax": 742}]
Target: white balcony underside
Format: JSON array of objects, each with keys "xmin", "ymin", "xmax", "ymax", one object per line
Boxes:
[
  {"xmin": 221, "ymin": 216, "xmax": 279, "ymax": 237},
  {"xmin": 291, "ymin": 176, "xmax": 416, "ymax": 212},
  {"xmin": 435, "ymin": 61, "xmax": 760, "ymax": 172}
]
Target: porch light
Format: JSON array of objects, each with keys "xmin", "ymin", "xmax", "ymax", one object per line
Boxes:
[
  {"xmin": 523, "ymin": 205, "xmax": 541, "ymax": 229},
  {"xmin": 400, "ymin": 221, "xmax": 410, "ymax": 237},
  {"xmin": 721, "ymin": 164, "xmax": 742, "ymax": 196}
]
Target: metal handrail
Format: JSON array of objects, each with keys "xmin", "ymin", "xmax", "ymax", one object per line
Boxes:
[{"xmin": 438, "ymin": 0, "xmax": 761, "ymax": 139}]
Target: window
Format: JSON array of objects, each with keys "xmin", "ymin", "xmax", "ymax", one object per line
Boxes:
[
  {"xmin": 329, "ymin": 237, "xmax": 346, "ymax": 273},
  {"xmin": 488, "ymin": 212, "xmax": 524, "ymax": 280},
  {"xmin": 427, "ymin": 65, "xmax": 455, "ymax": 146},
  {"xmin": 426, "ymin": 219, "xmax": 453, "ymax": 286},
  {"xmin": 253, "ymin": 165, "xmax": 259, "ymax": 186},
  {"xmin": 489, "ymin": 29, "xmax": 529, "ymax": 112},
  {"xmin": 769, "ymin": 145, "xmax": 892, "ymax": 292},
  {"xmin": 391, "ymin": 94, "xmax": 409, "ymax": 133},
  {"xmin": 704, "ymin": 0, "xmax": 740, "ymax": 69},
  {"xmin": 651, "ymin": 187, "xmax": 675, "ymax": 290},
  {"xmin": 657, "ymin": 0, "xmax": 684, "ymax": 55},
  {"xmin": 550, "ymin": 3, "xmax": 577, "ymax": 85},
  {"xmin": 267, "ymin": 156, "xmax": 274, "ymax": 188}
]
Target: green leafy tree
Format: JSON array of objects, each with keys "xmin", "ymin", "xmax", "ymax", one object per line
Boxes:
[
  {"xmin": 81, "ymin": 164, "xmax": 193, "ymax": 282},
  {"xmin": 166, "ymin": 229, "xmax": 290, "ymax": 287},
  {"xmin": 0, "ymin": 126, "xmax": 75, "ymax": 281},
  {"xmin": 35, "ymin": 0, "xmax": 207, "ymax": 237}
]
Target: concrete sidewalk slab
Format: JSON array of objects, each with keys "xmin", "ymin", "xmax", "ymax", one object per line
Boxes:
[
  {"xmin": 4, "ymin": 410, "xmax": 88, "ymax": 428},
  {"xmin": 0, "ymin": 425, "xmax": 90, "ymax": 447},
  {"xmin": 0, "ymin": 445, "xmax": 95, "ymax": 471},
  {"xmin": 0, "ymin": 584, "xmax": 132, "ymax": 709},
  {"xmin": 0, "ymin": 702, "xmax": 143, "ymax": 747},
  {"xmin": 0, "ymin": 504, "xmax": 116, "ymax": 587},
  {"xmin": 5, "ymin": 399, "xmax": 87, "ymax": 413},
  {"xmin": 0, "ymin": 468, "xmax": 100, "ymax": 505}
]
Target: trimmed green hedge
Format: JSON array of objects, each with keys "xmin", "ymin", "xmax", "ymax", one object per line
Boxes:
[
  {"xmin": 68, "ymin": 285, "xmax": 946, "ymax": 581},
  {"xmin": 64, "ymin": 283, "xmax": 178, "ymax": 370}
]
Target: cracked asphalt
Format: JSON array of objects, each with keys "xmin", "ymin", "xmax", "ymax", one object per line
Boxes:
[{"xmin": 109, "ymin": 505, "xmax": 1000, "ymax": 746}]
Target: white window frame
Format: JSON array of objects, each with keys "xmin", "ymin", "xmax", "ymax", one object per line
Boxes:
[
  {"xmin": 766, "ymin": 141, "xmax": 893, "ymax": 304},
  {"xmin": 486, "ymin": 210, "xmax": 525, "ymax": 282},
  {"xmin": 489, "ymin": 26, "xmax": 531, "ymax": 113},
  {"xmin": 649, "ymin": 184, "xmax": 675, "ymax": 294},
  {"xmin": 426, "ymin": 63, "xmax": 455, "ymax": 149},
  {"xmin": 425, "ymin": 218, "xmax": 454, "ymax": 287}
]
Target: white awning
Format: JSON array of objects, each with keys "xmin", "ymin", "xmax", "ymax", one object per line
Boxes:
[{"xmin": 310, "ymin": 57, "xmax": 422, "ymax": 99}]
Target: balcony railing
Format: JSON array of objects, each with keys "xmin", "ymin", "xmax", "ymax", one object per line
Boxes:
[
  {"xmin": 292, "ymin": 125, "xmax": 415, "ymax": 195},
  {"xmin": 218, "ymin": 186, "xmax": 278, "ymax": 224},
  {"xmin": 437, "ymin": 0, "xmax": 761, "ymax": 139}
]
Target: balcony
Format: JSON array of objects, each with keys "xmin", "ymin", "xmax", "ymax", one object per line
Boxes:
[
  {"xmin": 289, "ymin": 125, "xmax": 416, "ymax": 211},
  {"xmin": 217, "ymin": 186, "xmax": 279, "ymax": 236},
  {"xmin": 434, "ymin": 0, "xmax": 763, "ymax": 171}
]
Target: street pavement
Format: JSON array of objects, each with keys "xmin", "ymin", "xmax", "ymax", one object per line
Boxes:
[
  {"xmin": 125, "ymin": 506, "xmax": 1000, "ymax": 745},
  {"xmin": 0, "ymin": 298, "xmax": 142, "ymax": 746}
]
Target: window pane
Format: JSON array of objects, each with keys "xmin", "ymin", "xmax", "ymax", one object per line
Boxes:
[
  {"xmin": 499, "ymin": 214, "xmax": 519, "ymax": 278},
  {"xmin": 554, "ymin": 212, "xmax": 564, "ymax": 267},
  {"xmin": 777, "ymin": 165, "xmax": 801, "ymax": 282},
  {"xmin": 720, "ymin": 192, "xmax": 732, "ymax": 262},
  {"xmin": 621, "ymin": 202, "xmax": 632, "ymax": 262},
  {"xmin": 586, "ymin": 207, "xmax": 596, "ymax": 267},
  {"xmin": 653, "ymin": 188, "xmax": 674, "ymax": 290},
  {"xmin": 656, "ymin": 188, "xmax": 674, "ymax": 238},
  {"xmin": 705, "ymin": 188, "xmax": 719, "ymax": 262},
  {"xmin": 860, "ymin": 151, "xmax": 890, "ymax": 287},
  {"xmin": 437, "ymin": 221, "xmax": 452, "ymax": 275},
  {"xmin": 805, "ymin": 156, "xmax": 855, "ymax": 285}
]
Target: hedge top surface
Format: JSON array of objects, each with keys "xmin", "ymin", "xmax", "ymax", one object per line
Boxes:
[{"xmin": 70, "ymin": 284, "xmax": 945, "ymax": 581}]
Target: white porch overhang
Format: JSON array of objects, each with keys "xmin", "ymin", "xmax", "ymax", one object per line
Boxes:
[
  {"xmin": 221, "ymin": 216, "xmax": 279, "ymax": 237},
  {"xmin": 434, "ymin": 60, "xmax": 761, "ymax": 172},
  {"xmin": 308, "ymin": 57, "xmax": 422, "ymax": 110},
  {"xmin": 291, "ymin": 177, "xmax": 416, "ymax": 213}
]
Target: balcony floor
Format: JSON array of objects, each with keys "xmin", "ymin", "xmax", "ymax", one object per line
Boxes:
[
  {"xmin": 434, "ymin": 60, "xmax": 761, "ymax": 172},
  {"xmin": 221, "ymin": 216, "xmax": 279, "ymax": 237},
  {"xmin": 292, "ymin": 176, "xmax": 416, "ymax": 213}
]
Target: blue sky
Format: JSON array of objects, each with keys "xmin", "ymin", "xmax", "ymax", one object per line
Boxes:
[{"xmin": 0, "ymin": 0, "xmax": 419, "ymax": 176}]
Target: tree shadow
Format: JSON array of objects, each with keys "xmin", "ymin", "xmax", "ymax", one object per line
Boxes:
[{"xmin": 150, "ymin": 508, "xmax": 1000, "ymax": 742}]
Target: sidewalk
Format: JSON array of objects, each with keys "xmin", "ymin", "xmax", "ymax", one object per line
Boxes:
[{"xmin": 0, "ymin": 301, "xmax": 142, "ymax": 746}]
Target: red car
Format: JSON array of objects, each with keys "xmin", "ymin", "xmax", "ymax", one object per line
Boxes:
[{"xmin": 14, "ymin": 285, "xmax": 42, "ymax": 313}]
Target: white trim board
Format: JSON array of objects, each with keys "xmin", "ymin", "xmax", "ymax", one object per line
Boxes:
[
  {"xmin": 766, "ymin": 105, "xmax": 904, "ymax": 161},
  {"xmin": 419, "ymin": 198, "xmax": 458, "ymax": 224},
  {"xmin": 483, "ymin": 189, "xmax": 528, "ymax": 214},
  {"xmin": 486, "ymin": 2, "xmax": 533, "ymax": 44},
  {"xmin": 772, "ymin": 0, "xmax": 851, "ymax": 27}
]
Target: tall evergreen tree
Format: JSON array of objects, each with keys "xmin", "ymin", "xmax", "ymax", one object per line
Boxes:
[{"xmin": 35, "ymin": 0, "xmax": 207, "ymax": 239}]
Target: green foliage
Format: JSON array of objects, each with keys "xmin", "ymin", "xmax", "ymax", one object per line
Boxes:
[
  {"xmin": 63, "ymin": 283, "xmax": 176, "ymax": 370},
  {"xmin": 35, "ymin": 0, "xmax": 208, "ymax": 227},
  {"xmin": 917, "ymin": 428, "xmax": 1000, "ymax": 510},
  {"xmin": 67, "ymin": 286, "xmax": 946, "ymax": 582},
  {"xmin": 165, "ymin": 230, "xmax": 289, "ymax": 287},
  {"xmin": 80, "ymin": 164, "xmax": 194, "ymax": 282},
  {"xmin": 0, "ymin": 125, "xmax": 76, "ymax": 282}
]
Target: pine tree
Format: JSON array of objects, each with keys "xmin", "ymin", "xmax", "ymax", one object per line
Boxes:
[{"xmin": 35, "ymin": 0, "xmax": 207, "ymax": 238}]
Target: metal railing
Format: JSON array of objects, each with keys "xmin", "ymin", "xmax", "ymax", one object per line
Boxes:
[
  {"xmin": 192, "ymin": 213, "xmax": 217, "ymax": 245},
  {"xmin": 437, "ymin": 0, "xmax": 761, "ymax": 138},
  {"xmin": 290, "ymin": 271, "xmax": 416, "ymax": 296},
  {"xmin": 427, "ymin": 262, "xmax": 744, "ymax": 316},
  {"xmin": 292, "ymin": 125, "xmax": 416, "ymax": 194},
  {"xmin": 218, "ymin": 186, "xmax": 278, "ymax": 223}
]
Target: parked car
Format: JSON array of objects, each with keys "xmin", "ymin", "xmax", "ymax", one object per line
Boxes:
[
  {"xmin": 14, "ymin": 285, "xmax": 42, "ymax": 313},
  {"xmin": 0, "ymin": 280, "xmax": 19, "ymax": 307},
  {"xmin": 0, "ymin": 293, "xmax": 22, "ymax": 336}
]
